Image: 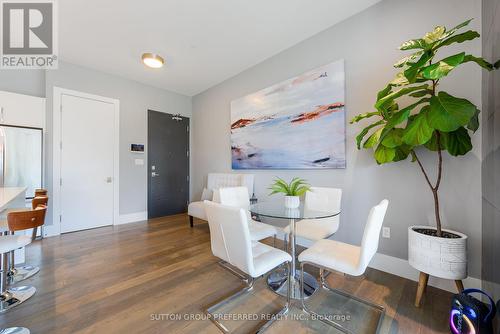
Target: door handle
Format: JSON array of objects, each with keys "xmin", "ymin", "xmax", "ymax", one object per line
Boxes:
[
  {"xmin": 152, "ymin": 172, "xmax": 160, "ymax": 177},
  {"xmin": 106, "ymin": 177, "xmax": 113, "ymax": 183}
]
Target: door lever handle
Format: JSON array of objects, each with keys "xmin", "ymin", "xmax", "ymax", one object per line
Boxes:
[
  {"xmin": 152, "ymin": 172, "xmax": 160, "ymax": 177},
  {"xmin": 106, "ymin": 177, "xmax": 113, "ymax": 183}
]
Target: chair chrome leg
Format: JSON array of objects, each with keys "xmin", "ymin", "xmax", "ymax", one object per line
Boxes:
[
  {"xmin": 1, "ymin": 253, "xmax": 36, "ymax": 313},
  {"xmin": 0, "ymin": 327, "xmax": 30, "ymax": 334},
  {"xmin": 217, "ymin": 260, "xmax": 251, "ymax": 284},
  {"xmin": 300, "ymin": 263, "xmax": 355, "ymax": 334}
]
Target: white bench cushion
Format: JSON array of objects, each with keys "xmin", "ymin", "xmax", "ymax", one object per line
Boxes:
[{"xmin": 188, "ymin": 201, "xmax": 207, "ymax": 221}]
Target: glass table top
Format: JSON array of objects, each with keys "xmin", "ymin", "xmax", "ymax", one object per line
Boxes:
[{"xmin": 250, "ymin": 200, "xmax": 340, "ymax": 220}]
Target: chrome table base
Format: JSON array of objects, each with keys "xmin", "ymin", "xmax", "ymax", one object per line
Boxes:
[
  {"xmin": 0, "ymin": 286, "xmax": 36, "ymax": 313},
  {"xmin": 267, "ymin": 266, "xmax": 318, "ymax": 299},
  {"xmin": 8, "ymin": 266, "xmax": 39, "ymax": 284},
  {"xmin": 0, "ymin": 328, "xmax": 30, "ymax": 334}
]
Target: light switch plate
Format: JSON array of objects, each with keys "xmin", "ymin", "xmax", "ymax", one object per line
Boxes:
[
  {"xmin": 135, "ymin": 159, "xmax": 144, "ymax": 166},
  {"xmin": 382, "ymin": 227, "xmax": 390, "ymax": 238}
]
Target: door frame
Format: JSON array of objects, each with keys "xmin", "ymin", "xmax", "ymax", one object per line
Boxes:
[
  {"xmin": 147, "ymin": 109, "xmax": 190, "ymax": 218},
  {"xmin": 50, "ymin": 87, "xmax": 120, "ymax": 236}
]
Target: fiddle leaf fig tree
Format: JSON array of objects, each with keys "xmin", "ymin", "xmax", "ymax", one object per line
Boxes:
[{"xmin": 351, "ymin": 19, "xmax": 498, "ymax": 237}]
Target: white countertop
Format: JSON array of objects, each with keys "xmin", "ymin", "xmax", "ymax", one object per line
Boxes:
[{"xmin": 0, "ymin": 187, "xmax": 27, "ymax": 211}]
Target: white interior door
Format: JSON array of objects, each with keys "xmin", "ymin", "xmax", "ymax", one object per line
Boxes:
[{"xmin": 60, "ymin": 94, "xmax": 116, "ymax": 233}]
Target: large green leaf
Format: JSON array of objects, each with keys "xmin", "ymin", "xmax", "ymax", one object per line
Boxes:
[
  {"xmin": 440, "ymin": 19, "xmax": 472, "ymax": 40},
  {"xmin": 364, "ymin": 128, "xmax": 384, "ymax": 148},
  {"xmin": 381, "ymin": 128, "xmax": 404, "ymax": 148},
  {"xmin": 423, "ymin": 26, "xmax": 446, "ymax": 44},
  {"xmin": 424, "ymin": 131, "xmax": 441, "ymax": 151},
  {"xmin": 393, "ymin": 145, "xmax": 412, "ymax": 162},
  {"xmin": 390, "ymin": 72, "xmax": 410, "ymax": 86},
  {"xmin": 385, "ymin": 98, "xmax": 430, "ymax": 128},
  {"xmin": 374, "ymin": 145, "xmax": 396, "ymax": 164},
  {"xmin": 428, "ymin": 92, "xmax": 477, "ymax": 132},
  {"xmin": 404, "ymin": 51, "xmax": 434, "ymax": 82},
  {"xmin": 421, "ymin": 52, "xmax": 465, "ymax": 79},
  {"xmin": 394, "ymin": 50, "xmax": 424, "ymax": 68},
  {"xmin": 463, "ymin": 55, "xmax": 494, "ymax": 70},
  {"xmin": 355, "ymin": 121, "xmax": 384, "ymax": 149},
  {"xmin": 375, "ymin": 85, "xmax": 428, "ymax": 112},
  {"xmin": 442, "ymin": 127, "xmax": 472, "ymax": 156},
  {"xmin": 436, "ymin": 30, "xmax": 480, "ymax": 48},
  {"xmin": 399, "ymin": 38, "xmax": 428, "ymax": 51},
  {"xmin": 402, "ymin": 108, "xmax": 434, "ymax": 146},
  {"xmin": 467, "ymin": 107, "xmax": 480, "ymax": 132},
  {"xmin": 350, "ymin": 111, "xmax": 380, "ymax": 124},
  {"xmin": 377, "ymin": 85, "xmax": 392, "ymax": 101}
]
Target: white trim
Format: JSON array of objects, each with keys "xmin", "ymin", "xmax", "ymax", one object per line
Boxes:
[
  {"xmin": 296, "ymin": 237, "xmax": 480, "ymax": 293},
  {"xmin": 52, "ymin": 87, "xmax": 120, "ymax": 235},
  {"xmin": 118, "ymin": 211, "xmax": 148, "ymax": 225}
]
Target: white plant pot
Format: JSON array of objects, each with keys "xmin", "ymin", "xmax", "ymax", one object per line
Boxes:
[
  {"xmin": 408, "ymin": 225, "xmax": 467, "ymax": 280},
  {"xmin": 284, "ymin": 196, "xmax": 300, "ymax": 209}
]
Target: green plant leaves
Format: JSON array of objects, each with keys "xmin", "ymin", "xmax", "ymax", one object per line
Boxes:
[
  {"xmin": 374, "ymin": 145, "xmax": 396, "ymax": 164},
  {"xmin": 363, "ymin": 128, "xmax": 384, "ymax": 148},
  {"xmin": 467, "ymin": 108, "xmax": 480, "ymax": 132},
  {"xmin": 463, "ymin": 55, "xmax": 494, "ymax": 70},
  {"xmin": 421, "ymin": 53, "xmax": 465, "ymax": 79},
  {"xmin": 269, "ymin": 177, "xmax": 311, "ymax": 196},
  {"xmin": 402, "ymin": 107, "xmax": 434, "ymax": 146},
  {"xmin": 375, "ymin": 85, "xmax": 428, "ymax": 112},
  {"xmin": 442, "ymin": 127, "xmax": 472, "ymax": 156},
  {"xmin": 355, "ymin": 121, "xmax": 384, "ymax": 149},
  {"xmin": 381, "ymin": 128, "xmax": 404, "ymax": 148},
  {"xmin": 350, "ymin": 111, "xmax": 380, "ymax": 124},
  {"xmin": 428, "ymin": 92, "xmax": 477, "ymax": 132},
  {"xmin": 436, "ymin": 30, "xmax": 479, "ymax": 49}
]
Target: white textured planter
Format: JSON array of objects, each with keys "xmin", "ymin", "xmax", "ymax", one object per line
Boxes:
[
  {"xmin": 408, "ymin": 225, "xmax": 467, "ymax": 280},
  {"xmin": 284, "ymin": 196, "xmax": 300, "ymax": 209}
]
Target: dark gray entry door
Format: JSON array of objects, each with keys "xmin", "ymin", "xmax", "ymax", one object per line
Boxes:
[{"xmin": 148, "ymin": 110, "xmax": 190, "ymax": 219}]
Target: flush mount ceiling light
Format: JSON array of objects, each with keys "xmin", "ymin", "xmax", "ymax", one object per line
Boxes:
[{"xmin": 142, "ymin": 53, "xmax": 164, "ymax": 68}]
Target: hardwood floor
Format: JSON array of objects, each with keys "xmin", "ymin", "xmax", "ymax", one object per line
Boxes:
[{"xmin": 0, "ymin": 215, "xmax": 453, "ymax": 333}]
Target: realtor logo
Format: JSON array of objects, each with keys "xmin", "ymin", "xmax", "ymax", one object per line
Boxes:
[{"xmin": 1, "ymin": 0, "xmax": 57, "ymax": 69}]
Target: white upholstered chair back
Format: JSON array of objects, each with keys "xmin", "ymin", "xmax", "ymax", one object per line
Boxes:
[
  {"xmin": 207, "ymin": 173, "xmax": 254, "ymax": 196},
  {"xmin": 204, "ymin": 200, "xmax": 255, "ymax": 276},
  {"xmin": 304, "ymin": 187, "xmax": 342, "ymax": 237},
  {"xmin": 359, "ymin": 199, "xmax": 389, "ymax": 271},
  {"xmin": 305, "ymin": 187, "xmax": 342, "ymax": 212},
  {"xmin": 217, "ymin": 187, "xmax": 251, "ymax": 210}
]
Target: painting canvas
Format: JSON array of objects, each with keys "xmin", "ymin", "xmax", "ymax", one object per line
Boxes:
[{"xmin": 231, "ymin": 59, "xmax": 345, "ymax": 169}]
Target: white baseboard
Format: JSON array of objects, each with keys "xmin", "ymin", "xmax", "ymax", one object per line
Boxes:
[
  {"xmin": 370, "ymin": 252, "xmax": 481, "ymax": 293},
  {"xmin": 117, "ymin": 211, "xmax": 148, "ymax": 225},
  {"xmin": 295, "ymin": 237, "xmax": 481, "ymax": 293}
]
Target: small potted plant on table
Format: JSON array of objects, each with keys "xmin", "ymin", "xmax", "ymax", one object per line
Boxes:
[{"xmin": 269, "ymin": 177, "xmax": 310, "ymax": 209}]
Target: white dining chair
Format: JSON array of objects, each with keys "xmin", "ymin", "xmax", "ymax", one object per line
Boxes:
[
  {"xmin": 217, "ymin": 187, "xmax": 285, "ymax": 242},
  {"xmin": 298, "ymin": 199, "xmax": 389, "ymax": 332},
  {"xmin": 203, "ymin": 201, "xmax": 292, "ymax": 333},
  {"xmin": 283, "ymin": 187, "xmax": 342, "ymax": 244}
]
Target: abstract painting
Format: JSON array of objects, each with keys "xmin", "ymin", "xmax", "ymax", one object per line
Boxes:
[{"xmin": 231, "ymin": 59, "xmax": 345, "ymax": 169}]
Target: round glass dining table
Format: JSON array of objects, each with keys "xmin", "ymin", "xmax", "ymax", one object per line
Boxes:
[{"xmin": 250, "ymin": 200, "xmax": 340, "ymax": 300}]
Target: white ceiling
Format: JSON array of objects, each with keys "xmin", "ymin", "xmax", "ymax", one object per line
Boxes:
[{"xmin": 59, "ymin": 0, "xmax": 380, "ymax": 96}]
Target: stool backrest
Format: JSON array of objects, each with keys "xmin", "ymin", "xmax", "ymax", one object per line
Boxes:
[
  {"xmin": 217, "ymin": 187, "xmax": 250, "ymax": 210},
  {"xmin": 7, "ymin": 206, "xmax": 47, "ymax": 232},
  {"xmin": 204, "ymin": 200, "xmax": 254, "ymax": 276},
  {"xmin": 360, "ymin": 200, "xmax": 389, "ymax": 271},
  {"xmin": 35, "ymin": 189, "xmax": 48, "ymax": 197},
  {"xmin": 32, "ymin": 196, "xmax": 49, "ymax": 209}
]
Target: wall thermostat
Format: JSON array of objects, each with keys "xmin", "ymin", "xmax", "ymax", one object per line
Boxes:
[{"xmin": 131, "ymin": 144, "xmax": 145, "ymax": 153}]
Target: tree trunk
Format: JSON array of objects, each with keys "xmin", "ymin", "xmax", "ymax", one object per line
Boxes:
[{"xmin": 432, "ymin": 189, "xmax": 442, "ymax": 237}]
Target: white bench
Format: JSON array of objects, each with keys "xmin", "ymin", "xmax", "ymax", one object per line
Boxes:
[{"xmin": 188, "ymin": 173, "xmax": 254, "ymax": 227}]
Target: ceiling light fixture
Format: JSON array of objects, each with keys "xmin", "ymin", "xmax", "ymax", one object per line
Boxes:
[{"xmin": 142, "ymin": 53, "xmax": 164, "ymax": 68}]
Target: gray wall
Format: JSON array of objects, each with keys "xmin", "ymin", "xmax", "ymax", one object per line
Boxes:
[
  {"xmin": 0, "ymin": 70, "xmax": 45, "ymax": 97},
  {"xmin": 192, "ymin": 0, "xmax": 483, "ymax": 277},
  {"xmin": 481, "ymin": 0, "xmax": 500, "ymax": 302},
  {"xmin": 45, "ymin": 62, "xmax": 192, "ymax": 221}
]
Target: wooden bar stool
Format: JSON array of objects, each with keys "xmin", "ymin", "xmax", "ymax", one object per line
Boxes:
[
  {"xmin": 0, "ymin": 234, "xmax": 36, "ymax": 313},
  {"xmin": 4, "ymin": 206, "xmax": 47, "ymax": 284}
]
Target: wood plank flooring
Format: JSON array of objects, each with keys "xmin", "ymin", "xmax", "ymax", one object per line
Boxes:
[{"xmin": 0, "ymin": 215, "xmax": 453, "ymax": 333}]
